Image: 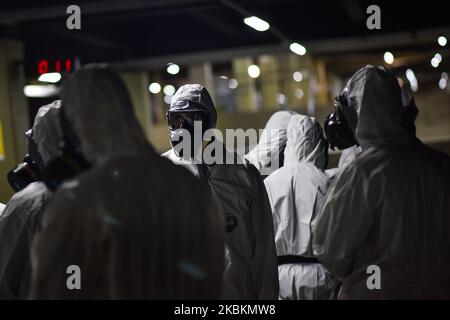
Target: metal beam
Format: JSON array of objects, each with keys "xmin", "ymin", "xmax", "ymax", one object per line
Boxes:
[
  {"xmin": 340, "ymin": 0, "xmax": 364, "ymax": 23},
  {"xmin": 0, "ymin": 0, "xmax": 212, "ymax": 25},
  {"xmin": 112, "ymin": 26, "xmax": 450, "ymax": 69}
]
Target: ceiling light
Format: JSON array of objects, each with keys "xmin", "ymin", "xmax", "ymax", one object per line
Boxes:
[
  {"xmin": 38, "ymin": 72, "xmax": 61, "ymax": 83},
  {"xmin": 163, "ymin": 85, "xmax": 176, "ymax": 96},
  {"xmin": 148, "ymin": 82, "xmax": 161, "ymax": 94},
  {"xmin": 293, "ymin": 71, "xmax": 303, "ymax": 82},
  {"xmin": 243, "ymin": 16, "xmax": 270, "ymax": 32},
  {"xmin": 248, "ymin": 65, "xmax": 261, "ymax": 79},
  {"xmin": 290, "ymin": 42, "xmax": 307, "ymax": 56},
  {"xmin": 438, "ymin": 36, "xmax": 447, "ymax": 47},
  {"xmin": 24, "ymin": 85, "xmax": 58, "ymax": 98},
  {"xmin": 384, "ymin": 51, "xmax": 394, "ymax": 64},
  {"xmin": 167, "ymin": 64, "xmax": 180, "ymax": 75}
]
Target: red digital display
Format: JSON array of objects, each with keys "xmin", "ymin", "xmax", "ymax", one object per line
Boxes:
[{"xmin": 37, "ymin": 59, "xmax": 74, "ymax": 75}]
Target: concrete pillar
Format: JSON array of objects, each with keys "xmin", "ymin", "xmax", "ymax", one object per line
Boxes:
[
  {"xmin": 0, "ymin": 40, "xmax": 29, "ymax": 202},
  {"xmin": 232, "ymin": 57, "xmax": 257, "ymax": 112},
  {"xmin": 189, "ymin": 62, "xmax": 215, "ymax": 97},
  {"xmin": 258, "ymin": 55, "xmax": 280, "ymax": 111},
  {"xmin": 310, "ymin": 59, "xmax": 331, "ymax": 120}
]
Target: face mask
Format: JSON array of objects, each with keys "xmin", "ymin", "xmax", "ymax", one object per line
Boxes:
[
  {"xmin": 7, "ymin": 129, "xmax": 43, "ymax": 192},
  {"xmin": 170, "ymin": 128, "xmax": 189, "ymax": 158},
  {"xmin": 324, "ymin": 95, "xmax": 359, "ymax": 151},
  {"xmin": 168, "ymin": 111, "xmax": 208, "ymax": 159},
  {"xmin": 7, "ymin": 154, "xmax": 41, "ymax": 192}
]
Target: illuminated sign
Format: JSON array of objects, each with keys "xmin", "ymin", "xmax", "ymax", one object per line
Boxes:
[{"xmin": 37, "ymin": 58, "xmax": 74, "ymax": 75}]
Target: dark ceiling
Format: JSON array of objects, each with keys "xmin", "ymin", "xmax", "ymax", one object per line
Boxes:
[{"xmin": 0, "ymin": 0, "xmax": 449, "ymax": 75}]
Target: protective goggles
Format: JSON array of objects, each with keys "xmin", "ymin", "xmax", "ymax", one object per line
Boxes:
[{"xmin": 166, "ymin": 110, "xmax": 207, "ymax": 130}]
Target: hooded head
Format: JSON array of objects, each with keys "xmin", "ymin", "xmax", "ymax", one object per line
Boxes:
[
  {"xmin": 169, "ymin": 84, "xmax": 217, "ymax": 128},
  {"xmin": 340, "ymin": 65, "xmax": 409, "ymax": 148},
  {"xmin": 7, "ymin": 100, "xmax": 64, "ymax": 192},
  {"xmin": 167, "ymin": 84, "xmax": 217, "ymax": 158},
  {"xmin": 60, "ymin": 65, "xmax": 149, "ymax": 164},
  {"xmin": 284, "ymin": 114, "xmax": 328, "ymax": 170},
  {"xmin": 29, "ymin": 100, "xmax": 65, "ymax": 171},
  {"xmin": 245, "ymin": 110, "xmax": 296, "ymax": 175}
]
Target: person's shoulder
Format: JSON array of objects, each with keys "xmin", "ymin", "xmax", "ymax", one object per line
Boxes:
[
  {"xmin": 264, "ymin": 163, "xmax": 294, "ymax": 184},
  {"xmin": 161, "ymin": 149, "xmax": 172, "ymax": 159},
  {"xmin": 420, "ymin": 142, "xmax": 450, "ymax": 167},
  {"xmin": 6, "ymin": 182, "xmax": 50, "ymax": 210},
  {"xmin": 93, "ymin": 150, "xmax": 204, "ymax": 195},
  {"xmin": 1, "ymin": 182, "xmax": 51, "ymax": 220}
]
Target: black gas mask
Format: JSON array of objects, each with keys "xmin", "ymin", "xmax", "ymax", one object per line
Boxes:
[
  {"xmin": 167, "ymin": 108, "xmax": 210, "ymax": 158},
  {"xmin": 7, "ymin": 129, "xmax": 43, "ymax": 192},
  {"xmin": 324, "ymin": 95, "xmax": 359, "ymax": 151},
  {"xmin": 7, "ymin": 154, "xmax": 41, "ymax": 192},
  {"xmin": 41, "ymin": 110, "xmax": 91, "ymax": 191}
]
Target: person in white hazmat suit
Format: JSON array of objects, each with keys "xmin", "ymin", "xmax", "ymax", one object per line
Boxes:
[
  {"xmin": 245, "ymin": 110, "xmax": 297, "ymax": 178},
  {"xmin": 313, "ymin": 65, "xmax": 450, "ymax": 299},
  {"xmin": 264, "ymin": 114, "xmax": 340, "ymax": 300},
  {"xmin": 162, "ymin": 84, "xmax": 278, "ymax": 300},
  {"xmin": 0, "ymin": 101, "xmax": 63, "ymax": 299},
  {"xmin": 30, "ymin": 67, "xmax": 225, "ymax": 299}
]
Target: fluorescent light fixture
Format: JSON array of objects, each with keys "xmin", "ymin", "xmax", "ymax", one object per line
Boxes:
[
  {"xmin": 24, "ymin": 85, "xmax": 58, "ymax": 98},
  {"xmin": 148, "ymin": 82, "xmax": 161, "ymax": 94},
  {"xmin": 293, "ymin": 71, "xmax": 303, "ymax": 82},
  {"xmin": 290, "ymin": 43, "xmax": 306, "ymax": 56},
  {"xmin": 38, "ymin": 72, "xmax": 61, "ymax": 83},
  {"xmin": 438, "ymin": 36, "xmax": 447, "ymax": 47},
  {"xmin": 163, "ymin": 85, "xmax": 176, "ymax": 96},
  {"xmin": 228, "ymin": 78, "xmax": 238, "ymax": 89},
  {"xmin": 243, "ymin": 16, "xmax": 270, "ymax": 32},
  {"xmin": 166, "ymin": 63, "xmax": 180, "ymax": 75},
  {"xmin": 384, "ymin": 51, "xmax": 394, "ymax": 64},
  {"xmin": 248, "ymin": 65, "xmax": 261, "ymax": 79}
]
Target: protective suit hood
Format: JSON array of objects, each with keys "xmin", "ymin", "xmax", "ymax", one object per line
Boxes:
[
  {"xmin": 60, "ymin": 65, "xmax": 149, "ymax": 164},
  {"xmin": 30, "ymin": 100, "xmax": 64, "ymax": 168},
  {"xmin": 245, "ymin": 110, "xmax": 296, "ymax": 174},
  {"xmin": 284, "ymin": 114, "xmax": 327, "ymax": 169},
  {"xmin": 169, "ymin": 84, "xmax": 217, "ymax": 128},
  {"xmin": 342, "ymin": 65, "xmax": 409, "ymax": 148}
]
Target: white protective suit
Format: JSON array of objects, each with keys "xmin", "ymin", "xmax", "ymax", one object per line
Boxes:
[
  {"xmin": 0, "ymin": 203, "xmax": 5, "ymax": 216},
  {"xmin": 0, "ymin": 101, "xmax": 63, "ymax": 299},
  {"xmin": 313, "ymin": 65, "xmax": 450, "ymax": 299},
  {"xmin": 162, "ymin": 84, "xmax": 279, "ymax": 300},
  {"xmin": 245, "ymin": 110, "xmax": 297, "ymax": 178},
  {"xmin": 30, "ymin": 67, "xmax": 225, "ymax": 299},
  {"xmin": 264, "ymin": 114, "xmax": 340, "ymax": 300}
]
